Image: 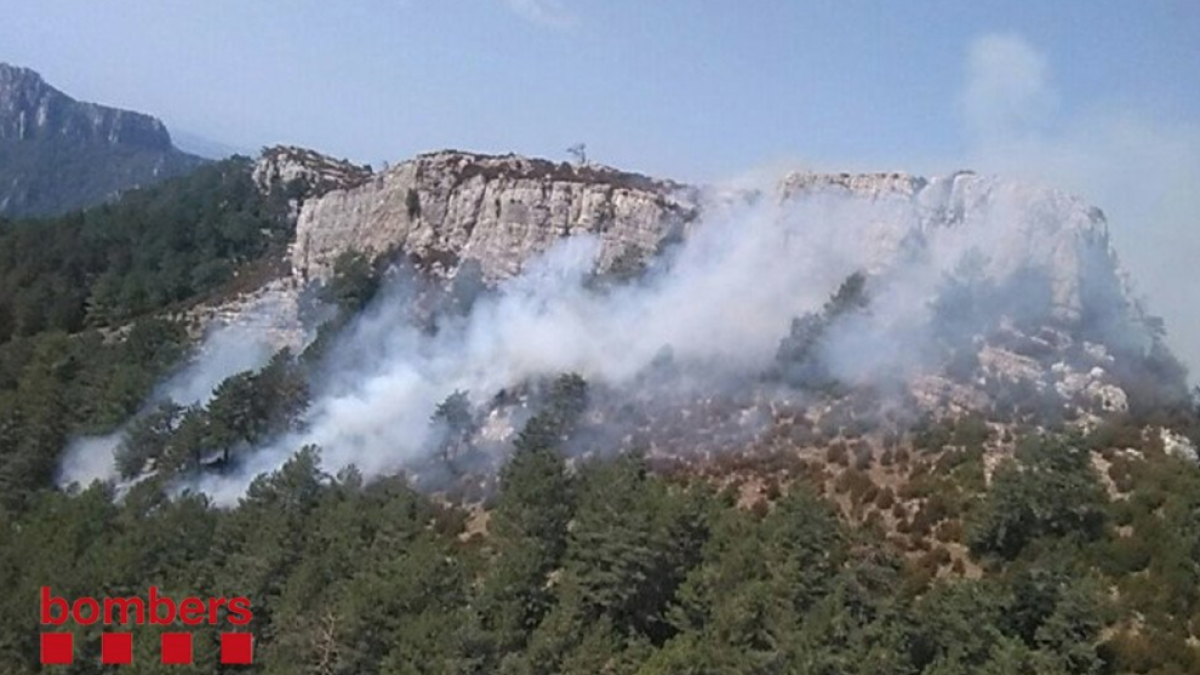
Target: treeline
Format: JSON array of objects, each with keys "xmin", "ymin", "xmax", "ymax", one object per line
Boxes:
[
  {"xmin": 1, "ymin": 162, "xmax": 1199, "ymax": 674},
  {"xmin": 0, "ymin": 319, "xmax": 186, "ymax": 510},
  {"xmin": 0, "ymin": 156, "xmax": 304, "ymax": 509},
  {"xmin": 0, "ymin": 156, "xmax": 291, "ymax": 342},
  {"xmin": 2, "ymin": 374, "xmax": 1199, "ymax": 673},
  {"xmin": 114, "ymin": 348, "xmax": 310, "ymax": 482}
]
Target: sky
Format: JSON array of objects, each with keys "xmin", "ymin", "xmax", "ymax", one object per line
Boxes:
[{"xmin": 3, "ymin": 0, "xmax": 1199, "ymax": 373}]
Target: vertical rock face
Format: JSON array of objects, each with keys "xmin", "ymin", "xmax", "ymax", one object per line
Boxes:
[
  {"xmin": 289, "ymin": 150, "xmax": 1135, "ymax": 344},
  {"xmin": 291, "ymin": 151, "xmax": 699, "ymax": 281},
  {"xmin": 220, "ymin": 146, "xmax": 1181, "ymax": 473},
  {"xmin": 779, "ymin": 170, "xmax": 1132, "ymax": 328},
  {"xmin": 0, "ymin": 63, "xmax": 205, "ymax": 218},
  {"xmin": 0, "ymin": 64, "xmax": 171, "ymax": 149}
]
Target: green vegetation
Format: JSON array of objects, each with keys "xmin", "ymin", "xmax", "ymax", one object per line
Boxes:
[
  {"xmin": 1, "ymin": 150, "xmax": 1199, "ymax": 674},
  {"xmin": 0, "ymin": 136, "xmax": 205, "ymax": 219},
  {"xmin": 0, "ymin": 157, "xmax": 291, "ymax": 341},
  {"xmin": 774, "ymin": 271, "xmax": 869, "ymax": 391},
  {"xmin": 112, "ymin": 349, "xmax": 309, "ymax": 481},
  {"xmin": 0, "ymin": 319, "xmax": 186, "ymax": 510},
  {"xmin": 323, "ymin": 251, "xmax": 382, "ymax": 314},
  {"xmin": 0, "ymin": 156, "xmax": 301, "ymax": 510},
  {"xmin": 4, "ymin": 370, "xmax": 1200, "ymax": 673},
  {"xmin": 967, "ymin": 434, "xmax": 1107, "ymax": 560}
]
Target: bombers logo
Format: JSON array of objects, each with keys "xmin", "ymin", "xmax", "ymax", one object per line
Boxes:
[{"xmin": 39, "ymin": 587, "xmax": 254, "ymax": 665}]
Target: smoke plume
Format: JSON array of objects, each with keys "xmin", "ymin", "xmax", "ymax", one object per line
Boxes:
[
  {"xmin": 959, "ymin": 32, "xmax": 1200, "ymax": 383},
  {"xmin": 56, "ymin": 325, "xmax": 278, "ymax": 488},
  {"xmin": 187, "ymin": 174, "xmax": 1151, "ymax": 504}
]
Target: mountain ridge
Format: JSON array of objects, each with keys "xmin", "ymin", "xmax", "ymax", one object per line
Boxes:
[
  {"xmin": 268, "ymin": 147, "xmax": 1138, "ymax": 338},
  {"xmin": 0, "ymin": 63, "xmax": 206, "ymax": 218},
  {"xmin": 2, "ymin": 142, "xmax": 1193, "ymax": 675},
  {"xmin": 166, "ymin": 146, "xmax": 1188, "ymax": 472}
]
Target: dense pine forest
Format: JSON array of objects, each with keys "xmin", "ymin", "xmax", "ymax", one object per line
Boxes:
[
  {"xmin": 0, "ymin": 156, "xmax": 291, "ymax": 341},
  {"xmin": 0, "ymin": 158, "xmax": 293, "ymax": 509},
  {"xmin": 2, "ymin": 399, "xmax": 1200, "ymax": 674}
]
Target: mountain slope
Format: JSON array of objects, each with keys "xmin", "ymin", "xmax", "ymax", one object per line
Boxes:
[
  {"xmin": 0, "ymin": 63, "xmax": 206, "ymax": 218},
  {"xmin": 1, "ymin": 145, "xmax": 1197, "ymax": 674},
  {"xmin": 171, "ymin": 147, "xmax": 1192, "ymax": 496}
]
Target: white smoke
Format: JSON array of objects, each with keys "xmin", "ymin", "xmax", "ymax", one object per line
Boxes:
[
  {"xmin": 193, "ymin": 196, "xmax": 842, "ymax": 502},
  {"xmin": 960, "ymin": 33, "xmax": 1057, "ymax": 145},
  {"xmin": 56, "ymin": 325, "xmax": 277, "ymax": 488},
  {"xmin": 56, "ymin": 434, "xmax": 126, "ymax": 490},
  {"xmin": 157, "ymin": 327, "xmax": 276, "ymax": 407},
  {"xmin": 188, "ymin": 175, "xmax": 1143, "ymax": 505},
  {"xmin": 959, "ymin": 32, "xmax": 1200, "ymax": 382}
]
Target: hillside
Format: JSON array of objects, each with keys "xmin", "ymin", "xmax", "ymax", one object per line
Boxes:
[
  {"xmin": 0, "ymin": 146, "xmax": 1197, "ymax": 673},
  {"xmin": 0, "ymin": 63, "xmax": 205, "ymax": 218}
]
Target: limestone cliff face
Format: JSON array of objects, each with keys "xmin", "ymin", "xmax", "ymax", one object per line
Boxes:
[
  {"xmin": 220, "ymin": 147, "xmax": 1173, "ymax": 462},
  {"xmin": 253, "ymin": 146, "xmax": 373, "ymax": 198},
  {"xmin": 281, "ymin": 148, "xmax": 1139, "ymax": 351},
  {"xmin": 0, "ymin": 63, "xmax": 205, "ymax": 217},
  {"xmin": 0, "ymin": 63, "xmax": 172, "ymax": 148},
  {"xmin": 291, "ymin": 151, "xmax": 699, "ymax": 281},
  {"xmin": 779, "ymin": 170, "xmax": 1130, "ymax": 326}
]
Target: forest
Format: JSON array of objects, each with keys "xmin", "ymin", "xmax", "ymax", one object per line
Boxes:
[
  {"xmin": 2, "ymin": 387, "xmax": 1200, "ymax": 674},
  {"xmin": 0, "ymin": 156, "xmax": 291, "ymax": 342}
]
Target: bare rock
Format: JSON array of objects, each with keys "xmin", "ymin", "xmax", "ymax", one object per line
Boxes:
[
  {"xmin": 1161, "ymin": 428, "xmax": 1198, "ymax": 464},
  {"xmin": 253, "ymin": 145, "xmax": 372, "ymax": 198},
  {"xmin": 291, "ymin": 150, "xmax": 698, "ymax": 282},
  {"xmin": 780, "ymin": 170, "xmax": 1129, "ymax": 324}
]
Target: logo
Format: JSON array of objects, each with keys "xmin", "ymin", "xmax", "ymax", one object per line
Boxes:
[{"xmin": 39, "ymin": 586, "xmax": 254, "ymax": 665}]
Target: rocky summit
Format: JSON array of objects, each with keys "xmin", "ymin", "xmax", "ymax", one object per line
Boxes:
[
  {"xmin": 269, "ymin": 150, "xmax": 1115, "ymax": 295},
  {"xmin": 284, "ymin": 149, "xmax": 698, "ymax": 283},
  {"xmin": 272, "ymin": 148, "xmax": 1135, "ymax": 339},
  {"xmin": 0, "ymin": 63, "xmax": 204, "ymax": 217},
  {"xmin": 4, "ymin": 14, "xmax": 1197, "ymax": 673}
]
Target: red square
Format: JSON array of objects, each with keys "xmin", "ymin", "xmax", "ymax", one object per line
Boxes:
[
  {"xmin": 40, "ymin": 632, "xmax": 73, "ymax": 665},
  {"xmin": 221, "ymin": 632, "xmax": 254, "ymax": 664},
  {"xmin": 102, "ymin": 632, "xmax": 133, "ymax": 665},
  {"xmin": 161, "ymin": 633, "xmax": 193, "ymax": 665}
]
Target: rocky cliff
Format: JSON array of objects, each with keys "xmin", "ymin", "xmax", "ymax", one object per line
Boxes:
[
  {"xmin": 252, "ymin": 145, "xmax": 373, "ymax": 198},
  {"xmin": 290, "ymin": 150, "xmax": 699, "ymax": 282},
  {"xmin": 284, "ymin": 151, "xmax": 1135, "ymax": 343},
  {"xmin": 0, "ymin": 63, "xmax": 205, "ymax": 218},
  {"xmin": 778, "ymin": 170, "xmax": 1131, "ymax": 328},
  {"xmin": 108, "ymin": 144, "xmax": 1192, "ymax": 508}
]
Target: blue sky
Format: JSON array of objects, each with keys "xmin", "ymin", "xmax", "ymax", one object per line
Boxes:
[
  {"xmin": 1, "ymin": 1, "xmax": 1194, "ymax": 178},
  {"xmin": 3, "ymin": 0, "xmax": 1200, "ymax": 372}
]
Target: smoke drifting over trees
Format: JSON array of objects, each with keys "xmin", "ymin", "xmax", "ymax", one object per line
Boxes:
[{"xmin": 54, "ymin": 166, "xmax": 1186, "ymax": 505}]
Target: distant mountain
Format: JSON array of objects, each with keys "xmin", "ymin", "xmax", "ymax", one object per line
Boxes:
[
  {"xmin": 171, "ymin": 128, "xmax": 253, "ymax": 160},
  {"xmin": 0, "ymin": 63, "xmax": 206, "ymax": 218}
]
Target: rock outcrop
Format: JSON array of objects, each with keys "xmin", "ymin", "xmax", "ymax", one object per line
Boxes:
[
  {"xmin": 0, "ymin": 63, "xmax": 205, "ymax": 217},
  {"xmin": 779, "ymin": 170, "xmax": 1129, "ymax": 326},
  {"xmin": 290, "ymin": 150, "xmax": 699, "ymax": 281},
  {"xmin": 192, "ymin": 146, "xmax": 1188, "ymax": 493},
  {"xmin": 0, "ymin": 63, "xmax": 171, "ymax": 148},
  {"xmin": 253, "ymin": 146, "xmax": 373, "ymax": 199},
  {"xmin": 285, "ymin": 151, "xmax": 1136, "ymax": 350}
]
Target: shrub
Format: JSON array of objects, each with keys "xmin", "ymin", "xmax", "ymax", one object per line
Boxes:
[{"xmin": 826, "ymin": 442, "xmax": 849, "ymax": 467}]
